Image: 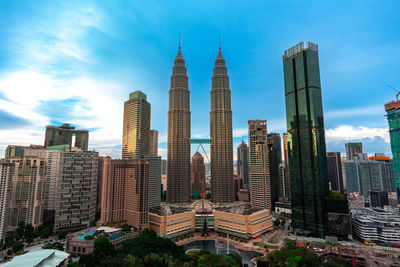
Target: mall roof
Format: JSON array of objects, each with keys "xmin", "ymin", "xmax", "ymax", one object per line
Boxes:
[{"xmin": 2, "ymin": 249, "xmax": 69, "ymax": 267}]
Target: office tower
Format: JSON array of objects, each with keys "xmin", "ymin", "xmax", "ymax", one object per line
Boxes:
[
  {"xmin": 122, "ymin": 91, "xmax": 151, "ymax": 159},
  {"xmin": 167, "ymin": 42, "xmax": 191, "ymax": 204},
  {"xmin": 161, "ymin": 159, "xmax": 167, "ymax": 175},
  {"xmin": 8, "ymin": 157, "xmax": 46, "ymax": 230},
  {"xmin": 283, "ymin": 42, "xmax": 329, "ymax": 237},
  {"xmin": 283, "ymin": 133, "xmax": 291, "ymax": 199},
  {"xmin": 191, "ymin": 152, "xmax": 206, "ymax": 199},
  {"xmin": 327, "ymin": 152, "xmax": 344, "ymax": 193},
  {"xmin": 248, "ymin": 120, "xmax": 271, "ymax": 210},
  {"xmin": 345, "ymin": 153, "xmax": 395, "ymax": 197},
  {"xmin": 145, "ymin": 155, "xmax": 161, "ymax": 208},
  {"xmin": 370, "ymin": 190, "xmax": 389, "ymax": 209},
  {"xmin": 233, "ymin": 175, "xmax": 243, "ymax": 201},
  {"xmin": 44, "ymin": 123, "xmax": 89, "ymax": 150},
  {"xmin": 237, "ymin": 141, "xmax": 250, "ymax": 189},
  {"xmin": 210, "ymin": 44, "xmax": 234, "ymax": 203},
  {"xmin": 53, "ymin": 148, "xmax": 98, "ymax": 231},
  {"xmin": 341, "ymin": 158, "xmax": 347, "ymax": 190},
  {"xmin": 345, "ymin": 142, "xmax": 363, "ymax": 161},
  {"xmin": 268, "ymin": 133, "xmax": 282, "ymax": 208},
  {"xmin": 385, "ymin": 100, "xmax": 400, "ymax": 204},
  {"xmin": 0, "ymin": 161, "xmax": 14, "ymax": 241},
  {"xmin": 149, "ymin": 130, "xmax": 158, "ymax": 156},
  {"xmin": 369, "ymin": 154, "xmax": 396, "ymax": 193},
  {"xmin": 124, "ymin": 158, "xmax": 149, "ymax": 230},
  {"xmin": 279, "ymin": 163, "xmax": 286, "ymax": 198},
  {"xmin": 100, "ymin": 157, "xmax": 150, "ymax": 230}
]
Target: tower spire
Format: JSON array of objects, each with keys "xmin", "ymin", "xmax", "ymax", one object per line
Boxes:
[
  {"xmin": 179, "ymin": 33, "xmax": 181, "ymax": 51},
  {"xmin": 219, "ymin": 33, "xmax": 221, "ymax": 51}
]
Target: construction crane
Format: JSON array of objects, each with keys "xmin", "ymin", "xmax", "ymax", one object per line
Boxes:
[{"xmin": 388, "ymin": 85, "xmax": 400, "ymax": 101}]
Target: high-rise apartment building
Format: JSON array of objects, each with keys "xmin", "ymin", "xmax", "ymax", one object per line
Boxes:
[
  {"xmin": 5, "ymin": 145, "xmax": 45, "ymax": 159},
  {"xmin": 283, "ymin": 41, "xmax": 329, "ymax": 237},
  {"xmin": 53, "ymin": 149, "xmax": 98, "ymax": 231},
  {"xmin": 97, "ymin": 156, "xmax": 104, "ymax": 209},
  {"xmin": 122, "ymin": 91, "xmax": 151, "ymax": 159},
  {"xmin": 385, "ymin": 100, "xmax": 400, "ymax": 204},
  {"xmin": 327, "ymin": 152, "xmax": 344, "ymax": 193},
  {"xmin": 149, "ymin": 130, "xmax": 158, "ymax": 156},
  {"xmin": 0, "ymin": 161, "xmax": 14, "ymax": 241},
  {"xmin": 124, "ymin": 158, "xmax": 149, "ymax": 231},
  {"xmin": 100, "ymin": 157, "xmax": 150, "ymax": 230},
  {"xmin": 237, "ymin": 141, "xmax": 250, "ymax": 189},
  {"xmin": 44, "ymin": 123, "xmax": 89, "ymax": 151},
  {"xmin": 345, "ymin": 142, "xmax": 363, "ymax": 161},
  {"xmin": 210, "ymin": 45, "xmax": 234, "ymax": 203},
  {"xmin": 167, "ymin": 43, "xmax": 191, "ymax": 204},
  {"xmin": 8, "ymin": 157, "xmax": 46, "ymax": 230},
  {"xmin": 248, "ymin": 120, "xmax": 271, "ymax": 210},
  {"xmin": 268, "ymin": 133, "xmax": 282, "ymax": 208},
  {"xmin": 191, "ymin": 152, "xmax": 206, "ymax": 199},
  {"xmin": 100, "ymin": 157, "xmax": 126, "ymax": 224}
]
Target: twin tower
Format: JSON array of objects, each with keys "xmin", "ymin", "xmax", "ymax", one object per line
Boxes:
[{"xmin": 167, "ymin": 42, "xmax": 234, "ymax": 204}]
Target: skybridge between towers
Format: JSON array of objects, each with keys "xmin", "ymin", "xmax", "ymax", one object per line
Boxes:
[{"xmin": 190, "ymin": 139, "xmax": 211, "ymax": 162}]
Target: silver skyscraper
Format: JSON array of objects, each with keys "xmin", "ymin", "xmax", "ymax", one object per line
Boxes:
[
  {"xmin": 210, "ymin": 42, "xmax": 234, "ymax": 203},
  {"xmin": 167, "ymin": 41, "xmax": 191, "ymax": 203}
]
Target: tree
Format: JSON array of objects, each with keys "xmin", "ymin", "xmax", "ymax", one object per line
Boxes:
[
  {"xmin": 206, "ymin": 192, "xmax": 211, "ymax": 199},
  {"xmin": 16, "ymin": 221, "xmax": 25, "ymax": 240},
  {"xmin": 12, "ymin": 242, "xmax": 23, "ymax": 253},
  {"xmin": 201, "ymin": 219, "xmax": 209, "ymax": 237},
  {"xmin": 58, "ymin": 230, "xmax": 68, "ymax": 239},
  {"xmin": 24, "ymin": 223, "xmax": 35, "ymax": 243},
  {"xmin": 273, "ymin": 218, "xmax": 280, "ymax": 228},
  {"xmin": 121, "ymin": 224, "xmax": 132, "ymax": 232},
  {"xmin": 281, "ymin": 218, "xmax": 286, "ymax": 226},
  {"xmin": 94, "ymin": 235, "xmax": 116, "ymax": 258}
]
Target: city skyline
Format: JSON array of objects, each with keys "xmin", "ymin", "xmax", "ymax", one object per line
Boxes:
[{"xmin": 0, "ymin": 1, "xmax": 399, "ymax": 160}]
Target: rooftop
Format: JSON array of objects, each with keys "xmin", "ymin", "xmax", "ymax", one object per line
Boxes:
[
  {"xmin": 2, "ymin": 249, "xmax": 69, "ymax": 267},
  {"xmin": 149, "ymin": 204, "xmax": 192, "ymax": 216},
  {"xmin": 283, "ymin": 41, "xmax": 318, "ymax": 60},
  {"xmin": 385, "ymin": 100, "xmax": 400, "ymax": 111}
]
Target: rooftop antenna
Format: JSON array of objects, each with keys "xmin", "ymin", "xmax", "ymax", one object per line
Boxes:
[{"xmin": 388, "ymin": 85, "xmax": 400, "ymax": 101}]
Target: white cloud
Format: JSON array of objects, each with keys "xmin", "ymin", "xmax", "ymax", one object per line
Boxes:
[
  {"xmin": 233, "ymin": 128, "xmax": 248, "ymax": 137},
  {"xmin": 158, "ymin": 147, "xmax": 167, "ymax": 159},
  {"xmin": 0, "ymin": 70, "xmax": 126, "ymax": 158},
  {"xmin": 325, "ymin": 125, "xmax": 389, "ymax": 143}
]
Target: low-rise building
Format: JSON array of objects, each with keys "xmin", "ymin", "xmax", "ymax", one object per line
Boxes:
[
  {"xmin": 2, "ymin": 249, "xmax": 69, "ymax": 267},
  {"xmin": 149, "ymin": 205, "xmax": 195, "ymax": 238},
  {"xmin": 274, "ymin": 201, "xmax": 292, "ymax": 215},
  {"xmin": 214, "ymin": 204, "xmax": 272, "ymax": 239},
  {"xmin": 352, "ymin": 207, "xmax": 400, "ymax": 246},
  {"xmin": 66, "ymin": 226, "xmax": 138, "ymax": 257}
]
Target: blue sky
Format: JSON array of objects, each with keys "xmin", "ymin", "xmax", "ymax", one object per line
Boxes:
[{"xmin": 0, "ymin": 0, "xmax": 399, "ymax": 159}]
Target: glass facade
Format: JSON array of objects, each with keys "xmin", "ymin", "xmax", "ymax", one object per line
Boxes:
[
  {"xmin": 385, "ymin": 100, "xmax": 400, "ymax": 206},
  {"xmin": 283, "ymin": 42, "xmax": 329, "ymax": 237}
]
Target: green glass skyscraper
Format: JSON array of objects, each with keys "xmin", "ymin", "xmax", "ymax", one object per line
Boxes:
[
  {"xmin": 385, "ymin": 100, "xmax": 400, "ymax": 208},
  {"xmin": 283, "ymin": 42, "xmax": 329, "ymax": 238}
]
